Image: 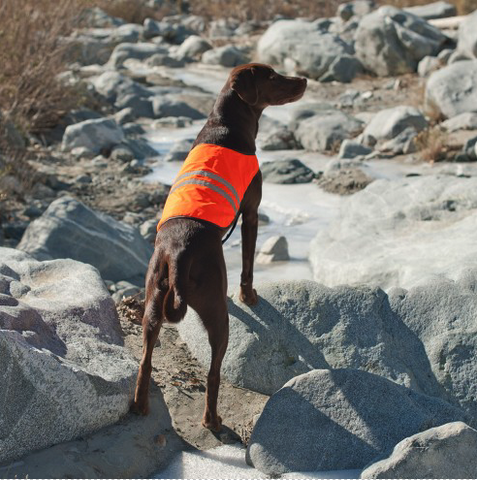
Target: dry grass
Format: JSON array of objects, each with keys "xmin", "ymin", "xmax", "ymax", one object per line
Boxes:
[
  {"xmin": 378, "ymin": 0, "xmax": 476, "ymax": 14},
  {"xmin": 415, "ymin": 127, "xmax": 449, "ymax": 163},
  {"xmin": 189, "ymin": 0, "xmax": 343, "ymax": 22},
  {"xmin": 94, "ymin": 0, "xmax": 167, "ymax": 23}
]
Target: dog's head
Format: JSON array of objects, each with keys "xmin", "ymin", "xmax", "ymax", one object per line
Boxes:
[{"xmin": 229, "ymin": 63, "xmax": 307, "ymax": 108}]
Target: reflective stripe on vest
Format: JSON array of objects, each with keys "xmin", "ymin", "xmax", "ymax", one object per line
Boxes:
[{"xmin": 157, "ymin": 143, "xmax": 259, "ymax": 230}]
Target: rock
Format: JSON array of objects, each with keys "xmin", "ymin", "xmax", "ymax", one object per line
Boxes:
[
  {"xmin": 459, "ymin": 135, "xmax": 477, "ymax": 161},
  {"xmin": 111, "ymin": 281, "xmax": 142, "ymax": 302},
  {"xmin": 288, "ymin": 102, "xmax": 335, "ymax": 131},
  {"xmin": 379, "ymin": 127, "xmax": 418, "ymax": 155},
  {"xmin": 152, "ymin": 97, "xmax": 205, "ymax": 120},
  {"xmin": 123, "ymin": 137, "xmax": 158, "ymax": 160},
  {"xmin": 111, "ymin": 145, "xmax": 135, "ymax": 163},
  {"xmin": 123, "ymin": 123, "xmax": 146, "ymax": 136},
  {"xmin": 259, "ymin": 128, "xmax": 299, "ymax": 151},
  {"xmin": 361, "ymin": 106, "xmax": 428, "ymax": 147},
  {"xmin": 256, "ymin": 236, "xmax": 289, "ymax": 264},
  {"xmin": 201, "ymin": 45, "xmax": 250, "ymax": 67},
  {"xmin": 78, "ymin": 7, "xmax": 125, "ymax": 28},
  {"xmin": 152, "ymin": 116, "xmax": 192, "ymax": 128},
  {"xmin": 114, "ymin": 107, "xmax": 136, "ymax": 125},
  {"xmin": 140, "ymin": 219, "xmax": 158, "ymax": 243},
  {"xmin": 391, "ymin": 268, "xmax": 477, "ymax": 420},
  {"xmin": 143, "ymin": 18, "xmax": 192, "ymax": 44},
  {"xmin": 425, "ymin": 60, "xmax": 477, "ymax": 118},
  {"xmin": 317, "ymin": 168, "xmax": 374, "ymax": 195},
  {"xmin": 108, "ymin": 42, "xmax": 168, "ymax": 68},
  {"xmin": 448, "ymin": 50, "xmax": 472, "ymax": 64},
  {"xmin": 91, "ymin": 71, "xmax": 151, "ymax": 104},
  {"xmin": 458, "ymin": 10, "xmax": 477, "ymax": 59},
  {"xmin": 208, "ymin": 18, "xmax": 238, "ymax": 38},
  {"xmin": 337, "ymin": 0, "xmax": 375, "ymax": 20},
  {"xmin": 177, "ymin": 280, "xmax": 446, "ymax": 398},
  {"xmin": 260, "ymin": 159, "xmax": 314, "ymax": 184},
  {"xmin": 355, "ymin": 6, "xmax": 448, "ymax": 76},
  {"xmin": 319, "ymin": 55, "xmax": 364, "ymax": 83},
  {"xmin": 145, "ymin": 53, "xmax": 185, "ymax": 68},
  {"xmin": 163, "ymin": 138, "xmax": 194, "ymax": 162},
  {"xmin": 309, "ymin": 175, "xmax": 477, "ymax": 290},
  {"xmin": 338, "ymin": 139, "xmax": 373, "ymax": 159},
  {"xmin": 362, "ymin": 422, "xmax": 477, "ymax": 478},
  {"xmin": 441, "ymin": 112, "xmax": 477, "ymax": 131},
  {"xmin": 418, "ymin": 55, "xmax": 442, "ymax": 77},
  {"xmin": 257, "ymin": 20, "xmax": 355, "ymax": 81},
  {"xmin": 404, "ymin": 1, "xmax": 457, "ymax": 20},
  {"xmin": 0, "ymin": 247, "xmax": 137, "ymax": 464},
  {"xmin": 246, "ymin": 369, "xmax": 467, "ymax": 475},
  {"xmin": 294, "ymin": 109, "xmax": 364, "ymax": 152},
  {"xmin": 115, "ymin": 93, "xmax": 154, "ymax": 119},
  {"xmin": 62, "ymin": 118, "xmax": 124, "ymax": 154},
  {"xmin": 18, "ymin": 196, "xmax": 153, "ymax": 284},
  {"xmin": 176, "ymin": 35, "xmax": 212, "ymax": 59},
  {"xmin": 437, "ymin": 47, "xmax": 454, "ymax": 63}
]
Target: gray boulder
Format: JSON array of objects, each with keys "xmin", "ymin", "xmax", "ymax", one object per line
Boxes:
[
  {"xmin": 256, "ymin": 236, "xmax": 290, "ymax": 264},
  {"xmin": 338, "ymin": 139, "xmax": 373, "ymax": 159},
  {"xmin": 177, "ymin": 281, "xmax": 444, "ymax": 397},
  {"xmin": 163, "ymin": 138, "xmax": 194, "ymax": 162},
  {"xmin": 310, "ymin": 175, "xmax": 477, "ymax": 290},
  {"xmin": 107, "ymin": 42, "xmax": 169, "ymax": 68},
  {"xmin": 145, "ymin": 53, "xmax": 186, "ymax": 68},
  {"xmin": 246, "ymin": 369, "xmax": 467, "ymax": 475},
  {"xmin": 361, "ymin": 106, "xmax": 428, "ymax": 146},
  {"xmin": 201, "ymin": 45, "xmax": 250, "ymax": 67},
  {"xmin": 458, "ymin": 10, "xmax": 477, "ymax": 59},
  {"xmin": 123, "ymin": 137, "xmax": 158, "ymax": 160},
  {"xmin": 18, "ymin": 196, "xmax": 153, "ymax": 284},
  {"xmin": 441, "ymin": 112, "xmax": 477, "ymax": 131},
  {"xmin": 115, "ymin": 93, "xmax": 154, "ymax": 119},
  {"xmin": 260, "ymin": 127, "xmax": 299, "ymax": 151},
  {"xmin": 91, "ymin": 71, "xmax": 151, "ymax": 104},
  {"xmin": 0, "ymin": 247, "xmax": 137, "ymax": 464},
  {"xmin": 362, "ymin": 422, "xmax": 477, "ymax": 478},
  {"xmin": 176, "ymin": 35, "xmax": 212, "ymax": 59},
  {"xmin": 390, "ymin": 269, "xmax": 477, "ymax": 420},
  {"xmin": 61, "ymin": 118, "xmax": 124, "ymax": 154},
  {"xmin": 404, "ymin": 1, "xmax": 457, "ymax": 20},
  {"xmin": 294, "ymin": 109, "xmax": 364, "ymax": 152},
  {"xmin": 257, "ymin": 20, "xmax": 355, "ymax": 81},
  {"xmin": 152, "ymin": 97, "xmax": 205, "ymax": 120},
  {"xmin": 355, "ymin": 6, "xmax": 448, "ymax": 76},
  {"xmin": 378, "ymin": 127, "xmax": 418, "ymax": 154},
  {"xmin": 425, "ymin": 60, "xmax": 477, "ymax": 118},
  {"xmin": 143, "ymin": 18, "xmax": 192, "ymax": 44},
  {"xmin": 319, "ymin": 55, "xmax": 364, "ymax": 83},
  {"xmin": 260, "ymin": 159, "xmax": 314, "ymax": 184}
]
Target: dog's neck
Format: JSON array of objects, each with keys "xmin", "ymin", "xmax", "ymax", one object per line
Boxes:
[{"xmin": 192, "ymin": 89, "xmax": 263, "ymax": 155}]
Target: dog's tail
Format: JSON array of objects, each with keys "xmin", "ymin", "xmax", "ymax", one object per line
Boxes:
[{"xmin": 162, "ymin": 253, "xmax": 190, "ymax": 323}]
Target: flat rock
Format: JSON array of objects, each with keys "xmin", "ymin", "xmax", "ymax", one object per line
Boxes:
[
  {"xmin": 361, "ymin": 422, "xmax": 477, "ymax": 478},
  {"xmin": 425, "ymin": 60, "xmax": 477, "ymax": 118},
  {"xmin": 0, "ymin": 247, "xmax": 137, "ymax": 464},
  {"xmin": 18, "ymin": 196, "xmax": 152, "ymax": 284},
  {"xmin": 310, "ymin": 175, "xmax": 477, "ymax": 290},
  {"xmin": 246, "ymin": 369, "xmax": 467, "ymax": 475},
  {"xmin": 177, "ymin": 281, "xmax": 445, "ymax": 398},
  {"xmin": 404, "ymin": 1, "xmax": 456, "ymax": 20},
  {"xmin": 260, "ymin": 159, "xmax": 314, "ymax": 184},
  {"xmin": 441, "ymin": 112, "xmax": 477, "ymax": 131}
]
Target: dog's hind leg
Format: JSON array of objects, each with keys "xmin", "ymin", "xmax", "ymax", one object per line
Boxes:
[{"xmin": 131, "ymin": 258, "xmax": 166, "ymax": 415}]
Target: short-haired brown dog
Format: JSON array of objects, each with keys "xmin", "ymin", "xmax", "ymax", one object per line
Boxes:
[{"xmin": 131, "ymin": 64, "xmax": 307, "ymax": 432}]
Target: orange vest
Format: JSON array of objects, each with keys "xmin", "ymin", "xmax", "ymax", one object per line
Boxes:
[{"xmin": 157, "ymin": 143, "xmax": 259, "ymax": 230}]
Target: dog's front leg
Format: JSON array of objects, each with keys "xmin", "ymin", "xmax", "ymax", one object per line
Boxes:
[{"xmin": 239, "ymin": 173, "xmax": 262, "ymax": 306}]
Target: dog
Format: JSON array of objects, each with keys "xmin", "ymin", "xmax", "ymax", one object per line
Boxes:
[{"xmin": 131, "ymin": 63, "xmax": 307, "ymax": 432}]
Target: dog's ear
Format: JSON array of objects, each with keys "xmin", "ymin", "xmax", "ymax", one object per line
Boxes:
[{"xmin": 230, "ymin": 67, "xmax": 258, "ymax": 106}]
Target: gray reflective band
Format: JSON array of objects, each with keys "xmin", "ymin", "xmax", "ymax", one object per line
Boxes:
[
  {"xmin": 170, "ymin": 178, "xmax": 238, "ymax": 214},
  {"xmin": 174, "ymin": 170, "xmax": 240, "ymax": 206}
]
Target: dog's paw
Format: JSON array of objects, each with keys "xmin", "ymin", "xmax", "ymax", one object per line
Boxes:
[
  {"xmin": 239, "ymin": 288, "xmax": 258, "ymax": 306},
  {"xmin": 202, "ymin": 415, "xmax": 223, "ymax": 433},
  {"xmin": 130, "ymin": 400, "xmax": 149, "ymax": 416}
]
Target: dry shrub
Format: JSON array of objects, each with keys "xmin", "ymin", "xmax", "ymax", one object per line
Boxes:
[
  {"xmin": 415, "ymin": 127, "xmax": 449, "ymax": 163},
  {"xmin": 0, "ymin": 0, "xmax": 88, "ymax": 135},
  {"xmin": 189, "ymin": 0, "xmax": 343, "ymax": 21},
  {"xmin": 93, "ymin": 0, "xmax": 166, "ymax": 23},
  {"xmin": 377, "ymin": 0, "xmax": 475, "ymax": 14}
]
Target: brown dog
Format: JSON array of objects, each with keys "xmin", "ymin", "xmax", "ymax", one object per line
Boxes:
[{"xmin": 131, "ymin": 63, "xmax": 307, "ymax": 432}]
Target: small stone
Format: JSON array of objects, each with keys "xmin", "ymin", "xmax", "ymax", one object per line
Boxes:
[{"xmin": 256, "ymin": 236, "xmax": 289, "ymax": 264}]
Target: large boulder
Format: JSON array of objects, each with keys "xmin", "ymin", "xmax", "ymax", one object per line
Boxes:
[
  {"xmin": 355, "ymin": 6, "xmax": 448, "ymax": 76},
  {"xmin": 246, "ymin": 369, "xmax": 467, "ymax": 475},
  {"xmin": 361, "ymin": 106, "xmax": 428, "ymax": 146},
  {"xmin": 201, "ymin": 45, "xmax": 250, "ymax": 67},
  {"xmin": 310, "ymin": 175, "xmax": 477, "ymax": 290},
  {"xmin": 257, "ymin": 20, "xmax": 355, "ymax": 81},
  {"xmin": 294, "ymin": 109, "xmax": 363, "ymax": 152},
  {"xmin": 61, "ymin": 118, "xmax": 124, "ymax": 154},
  {"xmin": 0, "ymin": 247, "xmax": 137, "ymax": 464},
  {"xmin": 425, "ymin": 60, "xmax": 477, "ymax": 118},
  {"xmin": 362, "ymin": 422, "xmax": 477, "ymax": 478},
  {"xmin": 176, "ymin": 35, "xmax": 212, "ymax": 60},
  {"xmin": 458, "ymin": 10, "xmax": 477, "ymax": 59},
  {"xmin": 390, "ymin": 269, "xmax": 477, "ymax": 421},
  {"xmin": 17, "ymin": 196, "xmax": 153, "ymax": 284},
  {"xmin": 177, "ymin": 281, "xmax": 444, "ymax": 398},
  {"xmin": 91, "ymin": 71, "xmax": 151, "ymax": 104}
]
